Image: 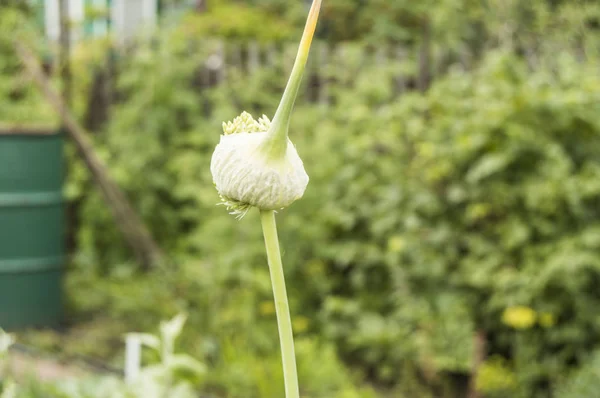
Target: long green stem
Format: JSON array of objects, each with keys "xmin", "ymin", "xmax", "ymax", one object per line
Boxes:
[{"xmin": 260, "ymin": 210, "xmax": 299, "ymax": 398}]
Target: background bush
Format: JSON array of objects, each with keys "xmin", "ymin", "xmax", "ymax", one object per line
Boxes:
[
  {"xmin": 57, "ymin": 15, "xmax": 600, "ymax": 395},
  {"xmin": 3, "ymin": 1, "xmax": 600, "ymax": 396}
]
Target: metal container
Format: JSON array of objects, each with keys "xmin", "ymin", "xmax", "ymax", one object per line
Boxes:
[{"xmin": 0, "ymin": 126, "xmax": 64, "ymax": 329}]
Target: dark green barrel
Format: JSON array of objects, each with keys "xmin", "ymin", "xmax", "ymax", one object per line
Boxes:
[{"xmin": 0, "ymin": 127, "xmax": 64, "ymax": 329}]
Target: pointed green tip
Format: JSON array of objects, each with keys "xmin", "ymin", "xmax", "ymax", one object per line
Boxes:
[{"xmin": 261, "ymin": 0, "xmax": 322, "ymax": 159}]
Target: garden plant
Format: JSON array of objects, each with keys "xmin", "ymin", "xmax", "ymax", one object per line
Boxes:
[
  {"xmin": 210, "ymin": 1, "xmax": 321, "ymax": 397},
  {"xmin": 2, "ymin": 1, "xmax": 600, "ymax": 397}
]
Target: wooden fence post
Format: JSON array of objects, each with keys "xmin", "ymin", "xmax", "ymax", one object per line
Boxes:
[
  {"xmin": 418, "ymin": 19, "xmax": 432, "ymax": 92},
  {"xmin": 395, "ymin": 45, "xmax": 407, "ymax": 96},
  {"xmin": 318, "ymin": 42, "xmax": 329, "ymax": 107},
  {"xmin": 248, "ymin": 40, "xmax": 260, "ymax": 73}
]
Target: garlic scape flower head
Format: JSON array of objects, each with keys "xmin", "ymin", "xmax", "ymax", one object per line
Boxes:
[
  {"xmin": 211, "ymin": 112, "xmax": 309, "ymax": 218},
  {"xmin": 211, "ymin": 0, "xmax": 322, "ymax": 218}
]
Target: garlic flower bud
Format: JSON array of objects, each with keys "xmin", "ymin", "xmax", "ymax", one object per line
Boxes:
[
  {"xmin": 210, "ymin": 113, "xmax": 309, "ymax": 217},
  {"xmin": 210, "ymin": 0, "xmax": 321, "ymax": 218}
]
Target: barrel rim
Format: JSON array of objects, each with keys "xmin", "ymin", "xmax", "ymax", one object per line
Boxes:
[{"xmin": 0, "ymin": 124, "xmax": 60, "ymax": 136}]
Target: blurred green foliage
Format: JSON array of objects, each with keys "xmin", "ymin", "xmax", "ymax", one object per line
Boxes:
[
  {"xmin": 53, "ymin": 13, "xmax": 600, "ymax": 396},
  {"xmin": 176, "ymin": 2, "xmax": 297, "ymax": 42},
  {"xmin": 555, "ymin": 349, "xmax": 600, "ymax": 398},
  {"xmin": 178, "ymin": 0, "xmax": 600, "ymax": 51},
  {"xmin": 2, "ymin": 1, "xmax": 600, "ymax": 397},
  {"xmin": 0, "ymin": 8, "xmax": 56, "ymax": 126}
]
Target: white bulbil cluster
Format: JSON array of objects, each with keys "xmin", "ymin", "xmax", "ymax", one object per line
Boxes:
[{"xmin": 210, "ymin": 112, "xmax": 309, "ymax": 217}]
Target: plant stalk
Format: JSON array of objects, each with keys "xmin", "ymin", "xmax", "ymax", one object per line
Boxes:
[
  {"xmin": 261, "ymin": 0, "xmax": 322, "ymax": 159},
  {"xmin": 260, "ymin": 210, "xmax": 299, "ymax": 398}
]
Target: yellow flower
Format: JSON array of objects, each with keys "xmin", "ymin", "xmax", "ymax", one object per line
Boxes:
[
  {"xmin": 502, "ymin": 306, "xmax": 537, "ymax": 330},
  {"xmin": 293, "ymin": 316, "xmax": 310, "ymax": 334},
  {"xmin": 387, "ymin": 235, "xmax": 405, "ymax": 254},
  {"xmin": 259, "ymin": 301, "xmax": 276, "ymax": 316},
  {"xmin": 476, "ymin": 356, "xmax": 517, "ymax": 393},
  {"xmin": 538, "ymin": 312, "xmax": 556, "ymax": 328}
]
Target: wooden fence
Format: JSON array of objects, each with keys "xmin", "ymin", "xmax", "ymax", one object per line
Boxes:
[
  {"xmin": 187, "ymin": 37, "xmax": 587, "ymax": 101},
  {"xmin": 80, "ymin": 37, "xmax": 591, "ymax": 131},
  {"xmin": 196, "ymin": 40, "xmax": 475, "ymax": 101}
]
